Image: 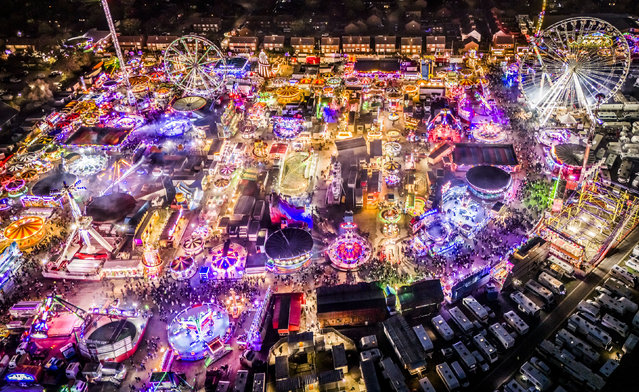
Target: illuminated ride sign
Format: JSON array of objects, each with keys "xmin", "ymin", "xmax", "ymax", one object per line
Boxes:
[{"xmin": 5, "ymin": 372, "xmax": 36, "ymax": 383}]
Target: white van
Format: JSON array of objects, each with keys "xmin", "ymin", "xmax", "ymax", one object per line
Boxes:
[{"xmin": 66, "ymin": 362, "xmax": 81, "ymax": 379}]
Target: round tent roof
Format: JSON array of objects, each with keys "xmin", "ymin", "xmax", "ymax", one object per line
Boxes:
[
  {"xmin": 86, "ymin": 193, "xmax": 136, "ymax": 223},
  {"xmin": 553, "ymin": 143, "xmax": 587, "ymax": 167},
  {"xmin": 170, "ymin": 256, "xmax": 194, "ymax": 272},
  {"xmin": 265, "ymin": 228, "xmax": 313, "ymax": 261},
  {"xmin": 4, "ymin": 216, "xmax": 45, "ymax": 240},
  {"xmin": 466, "ymin": 165, "xmax": 511, "ymax": 191},
  {"xmin": 172, "ymin": 96, "xmax": 207, "ymax": 112},
  {"xmin": 31, "ymin": 172, "xmax": 77, "ymax": 196}
]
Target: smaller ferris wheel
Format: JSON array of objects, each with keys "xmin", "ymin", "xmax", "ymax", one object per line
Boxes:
[{"xmin": 163, "ymin": 35, "xmax": 228, "ymax": 96}]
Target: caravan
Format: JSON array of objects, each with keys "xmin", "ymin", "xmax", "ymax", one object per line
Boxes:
[
  {"xmin": 538, "ymin": 272, "xmax": 566, "ymax": 295},
  {"xmin": 504, "ymin": 311, "xmax": 529, "ymax": 335},
  {"xmin": 510, "ymin": 291, "xmax": 541, "ymax": 317}
]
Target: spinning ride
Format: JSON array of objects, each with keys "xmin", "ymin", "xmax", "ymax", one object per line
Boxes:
[
  {"xmin": 518, "ymin": 17, "xmax": 631, "ymax": 125},
  {"xmin": 169, "ymin": 256, "xmax": 197, "ymax": 280},
  {"xmin": 163, "ymin": 36, "xmax": 228, "ymax": 96},
  {"xmin": 272, "ymin": 117, "xmax": 305, "ymax": 140},
  {"xmin": 160, "ymin": 119, "xmax": 192, "ymax": 137},
  {"xmin": 210, "ymin": 241, "xmax": 247, "ymax": 279},
  {"xmin": 167, "ymin": 303, "xmax": 230, "ymax": 361},
  {"xmin": 441, "ymin": 184, "xmax": 489, "ymax": 236},
  {"xmin": 427, "ymin": 109, "xmax": 462, "ymax": 143},
  {"xmin": 63, "ymin": 152, "xmax": 108, "ymax": 177},
  {"xmin": 54, "ymin": 180, "xmax": 115, "ymax": 255},
  {"xmin": 327, "ymin": 224, "xmax": 371, "ymax": 271},
  {"xmin": 471, "ymin": 121, "xmax": 505, "ymax": 143}
]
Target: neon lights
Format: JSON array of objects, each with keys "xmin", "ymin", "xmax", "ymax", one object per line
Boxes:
[
  {"xmin": 272, "ymin": 116, "xmax": 305, "ymax": 140},
  {"xmin": 328, "ymin": 231, "xmax": 372, "ymax": 271}
]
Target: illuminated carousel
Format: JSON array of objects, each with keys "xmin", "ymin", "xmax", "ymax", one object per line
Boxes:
[
  {"xmin": 471, "ymin": 121, "xmax": 506, "ymax": 144},
  {"xmin": 210, "ymin": 241, "xmax": 247, "ymax": 279},
  {"xmin": 182, "ymin": 235, "xmax": 205, "ymax": 255},
  {"xmin": 212, "ymin": 177, "xmax": 231, "ymax": 191},
  {"xmin": 3, "ymin": 216, "xmax": 46, "ymax": 249},
  {"xmin": 4, "ymin": 179, "xmax": 28, "ymax": 198},
  {"xmin": 172, "ymin": 96, "xmax": 207, "ymax": 112},
  {"xmin": 441, "ymin": 183, "xmax": 489, "ymax": 237},
  {"xmin": 169, "ymin": 256, "xmax": 197, "ymax": 280},
  {"xmin": 272, "ymin": 117, "xmax": 305, "ymax": 140},
  {"xmin": 160, "ymin": 119, "xmax": 192, "ymax": 137},
  {"xmin": 63, "ymin": 152, "xmax": 108, "ymax": 177},
  {"xmin": 327, "ymin": 223, "xmax": 371, "ymax": 271},
  {"xmin": 167, "ymin": 303, "xmax": 231, "ymax": 361},
  {"xmin": 275, "ymin": 86, "xmax": 302, "ymax": 104},
  {"xmin": 383, "ymin": 160, "xmax": 402, "ymax": 187},
  {"xmin": 411, "ymin": 210, "xmax": 458, "ymax": 256}
]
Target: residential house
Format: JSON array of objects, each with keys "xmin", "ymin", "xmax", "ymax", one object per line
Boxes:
[
  {"xmin": 459, "ymin": 36, "xmax": 479, "ymax": 54},
  {"xmin": 274, "ymin": 15, "xmax": 295, "ymax": 32},
  {"xmin": 262, "ymin": 35, "xmax": 285, "ymax": 52},
  {"xmin": 146, "ymin": 35, "xmax": 178, "ymax": 51},
  {"xmin": 342, "ymin": 36, "xmax": 371, "ymax": 54},
  {"xmin": 400, "ymin": 37, "xmax": 422, "ymax": 56},
  {"xmin": 461, "ymin": 37, "xmax": 479, "ymax": 53},
  {"xmin": 228, "ymin": 36, "xmax": 259, "ymax": 53},
  {"xmin": 491, "ymin": 30, "xmax": 515, "ymax": 58},
  {"xmin": 460, "ymin": 16, "xmax": 482, "ymax": 43},
  {"xmin": 320, "ymin": 37, "xmax": 340, "ymax": 54},
  {"xmin": 374, "ymin": 36, "xmax": 397, "ymax": 55},
  {"xmin": 192, "ymin": 16, "xmax": 221, "ymax": 33},
  {"xmin": 425, "ymin": 36, "xmax": 446, "ymax": 54},
  {"xmin": 404, "ymin": 20, "xmax": 421, "ymax": 34},
  {"xmin": 290, "ymin": 37, "xmax": 315, "ymax": 54},
  {"xmin": 3, "ymin": 37, "xmax": 37, "ymax": 52},
  {"xmin": 118, "ymin": 35, "xmax": 145, "ymax": 51}
]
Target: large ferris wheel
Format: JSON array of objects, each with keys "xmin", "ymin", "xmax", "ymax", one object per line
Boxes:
[
  {"xmin": 519, "ymin": 17, "xmax": 631, "ymax": 126},
  {"xmin": 163, "ymin": 35, "xmax": 228, "ymax": 97}
]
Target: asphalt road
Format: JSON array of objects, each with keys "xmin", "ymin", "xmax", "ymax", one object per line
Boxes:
[{"xmin": 471, "ymin": 228, "xmax": 639, "ymax": 392}]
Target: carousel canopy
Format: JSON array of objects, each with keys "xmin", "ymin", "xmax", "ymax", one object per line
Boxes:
[
  {"xmin": 170, "ymin": 256, "xmax": 194, "ymax": 272},
  {"xmin": 553, "ymin": 143, "xmax": 595, "ymax": 167},
  {"xmin": 86, "ymin": 193, "xmax": 137, "ymax": 223},
  {"xmin": 265, "ymin": 228, "xmax": 313, "ymax": 261},
  {"xmin": 466, "ymin": 165, "xmax": 511, "ymax": 191},
  {"xmin": 4, "ymin": 216, "xmax": 44, "ymax": 240}
]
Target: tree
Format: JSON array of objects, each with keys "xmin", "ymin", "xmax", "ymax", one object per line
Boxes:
[{"xmin": 121, "ymin": 18, "xmax": 141, "ymax": 35}]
